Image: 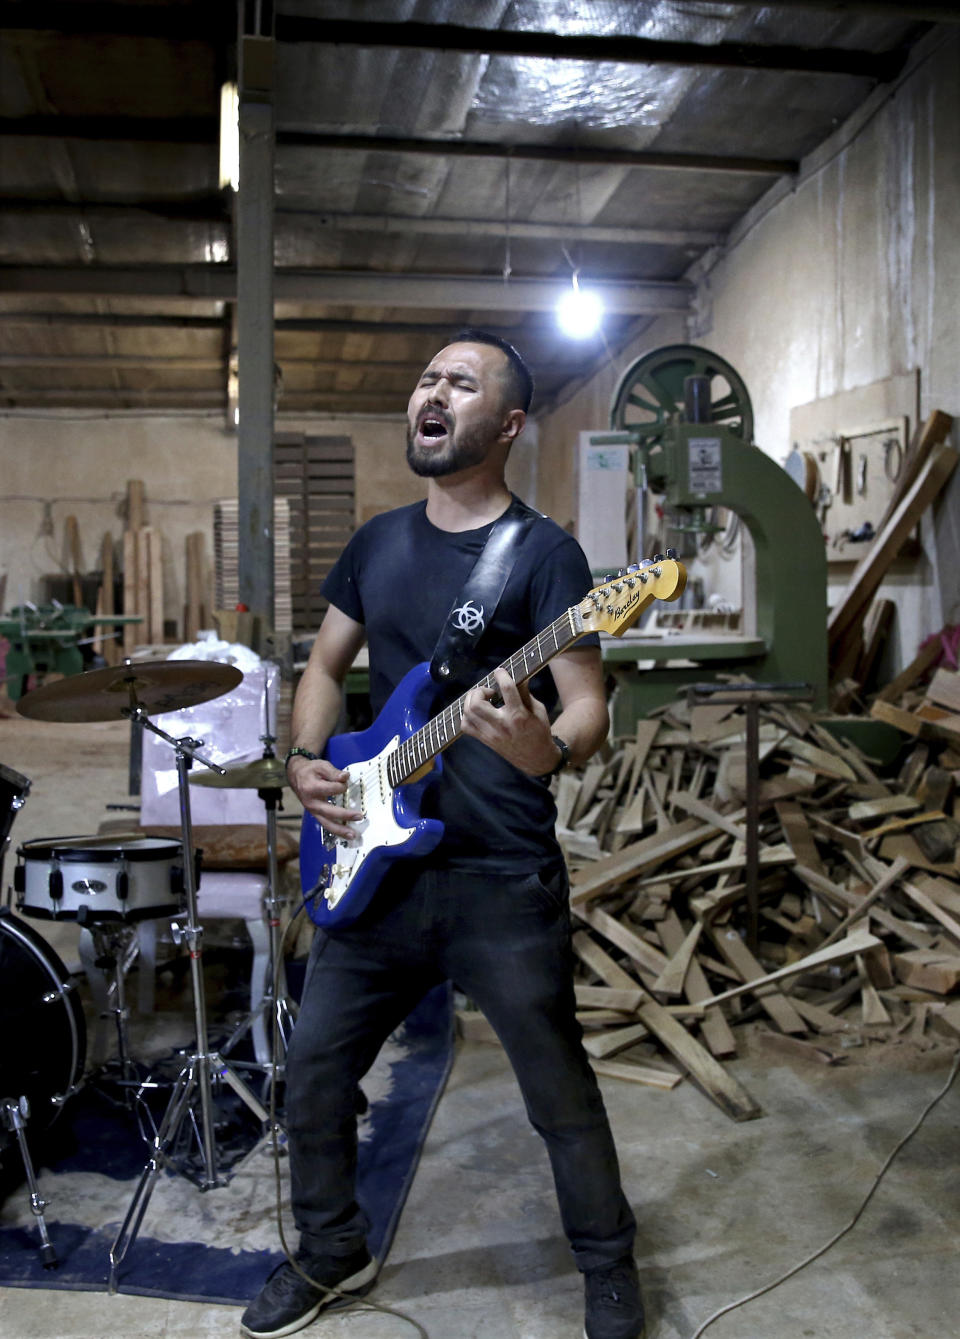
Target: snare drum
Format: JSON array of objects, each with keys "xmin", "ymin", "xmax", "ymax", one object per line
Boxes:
[
  {"xmin": 0, "ymin": 908, "xmax": 85, "ymax": 1139},
  {"xmin": 15, "ymin": 835, "xmax": 185, "ymax": 923}
]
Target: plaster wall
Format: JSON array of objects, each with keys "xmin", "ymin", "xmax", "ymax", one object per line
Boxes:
[
  {"xmin": 0, "ymin": 406, "xmax": 533, "ymax": 642},
  {"xmin": 536, "ymin": 29, "xmax": 960, "ymax": 674}
]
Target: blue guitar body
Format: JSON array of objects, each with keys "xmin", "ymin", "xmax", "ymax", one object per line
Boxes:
[{"xmin": 299, "ymin": 662, "xmax": 444, "ymax": 928}]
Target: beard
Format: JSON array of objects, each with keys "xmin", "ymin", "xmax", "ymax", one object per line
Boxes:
[{"xmin": 405, "ymin": 419, "xmax": 496, "ymax": 477}]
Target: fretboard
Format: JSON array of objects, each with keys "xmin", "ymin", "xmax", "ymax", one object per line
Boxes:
[{"xmin": 387, "ymin": 603, "xmax": 585, "ymax": 787}]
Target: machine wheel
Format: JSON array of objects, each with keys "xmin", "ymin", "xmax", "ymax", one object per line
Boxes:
[{"xmin": 609, "ymin": 343, "xmax": 754, "ymax": 446}]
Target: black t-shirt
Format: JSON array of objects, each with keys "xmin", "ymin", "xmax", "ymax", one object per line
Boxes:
[{"xmin": 321, "ymin": 497, "xmax": 600, "ymax": 872}]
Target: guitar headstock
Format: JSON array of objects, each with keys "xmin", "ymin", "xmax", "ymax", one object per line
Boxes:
[{"xmin": 578, "ymin": 550, "xmax": 687, "ymax": 638}]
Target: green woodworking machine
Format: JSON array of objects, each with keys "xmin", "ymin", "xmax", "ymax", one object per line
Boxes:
[{"xmin": 590, "ymin": 345, "xmax": 829, "ymax": 726}]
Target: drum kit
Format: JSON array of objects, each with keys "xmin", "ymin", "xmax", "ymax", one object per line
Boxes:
[{"xmin": 1, "ymin": 658, "xmax": 299, "ymax": 1283}]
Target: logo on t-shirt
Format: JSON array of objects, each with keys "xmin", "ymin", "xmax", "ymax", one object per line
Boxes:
[{"xmin": 451, "ymin": 599, "xmax": 485, "ymax": 635}]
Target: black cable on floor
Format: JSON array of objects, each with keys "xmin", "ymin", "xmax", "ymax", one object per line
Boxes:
[{"xmin": 688, "ymin": 1046, "xmax": 960, "ymax": 1339}]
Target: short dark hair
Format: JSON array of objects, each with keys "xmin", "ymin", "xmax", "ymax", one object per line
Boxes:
[{"xmin": 450, "ymin": 327, "xmax": 534, "ymax": 413}]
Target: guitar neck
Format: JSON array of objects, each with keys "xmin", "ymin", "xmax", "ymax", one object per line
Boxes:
[{"xmin": 388, "ymin": 603, "xmax": 585, "ymax": 787}]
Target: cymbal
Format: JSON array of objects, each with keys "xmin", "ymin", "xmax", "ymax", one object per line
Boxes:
[
  {"xmin": 189, "ymin": 756, "xmax": 289, "ymax": 789},
  {"xmin": 16, "ymin": 659, "xmax": 244, "ymax": 723}
]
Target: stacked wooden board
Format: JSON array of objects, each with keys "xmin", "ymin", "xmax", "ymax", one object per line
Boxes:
[
  {"xmin": 213, "ymin": 497, "xmax": 293, "ymax": 635},
  {"xmin": 461, "ymin": 679, "xmax": 960, "ymax": 1121}
]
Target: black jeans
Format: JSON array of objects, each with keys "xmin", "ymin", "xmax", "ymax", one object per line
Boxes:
[{"xmin": 285, "ymin": 861, "xmax": 636, "ymax": 1272}]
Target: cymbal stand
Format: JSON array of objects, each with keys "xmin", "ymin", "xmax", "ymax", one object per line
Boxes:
[
  {"xmin": 220, "ymin": 730, "xmax": 299, "ymax": 1073},
  {"xmin": 108, "ymin": 699, "xmax": 272, "ymax": 1293}
]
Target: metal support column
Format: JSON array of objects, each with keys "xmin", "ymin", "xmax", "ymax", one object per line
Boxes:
[{"xmin": 236, "ymin": 7, "xmax": 276, "ymax": 635}]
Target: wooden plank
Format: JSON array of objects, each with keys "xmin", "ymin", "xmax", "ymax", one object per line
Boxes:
[
  {"xmin": 848, "ymin": 795, "xmax": 920, "ymax": 822},
  {"xmin": 870, "ymin": 698, "xmax": 935, "ymax": 738},
  {"xmin": 901, "ymin": 879, "xmax": 960, "ymax": 949},
  {"xmin": 147, "ymin": 527, "xmax": 164, "ymax": 643},
  {"xmin": 126, "ymin": 479, "xmax": 145, "ymax": 532},
  {"xmin": 828, "ymin": 443, "xmax": 959, "ymax": 648},
  {"xmin": 574, "ymin": 984, "xmax": 644, "ymax": 1013},
  {"xmin": 775, "ymin": 799, "xmax": 826, "ymax": 877},
  {"xmin": 875, "ymin": 408, "xmax": 954, "ymax": 535},
  {"xmin": 700, "ymin": 927, "xmax": 881, "ymax": 1010},
  {"xmin": 816, "ymin": 855, "xmax": 911, "ymax": 949},
  {"xmin": 671, "ymin": 792, "xmax": 747, "ymax": 842},
  {"xmin": 923, "ymin": 668, "xmax": 960, "ymax": 714},
  {"xmin": 569, "ymin": 819, "xmax": 714, "ymax": 907},
  {"xmin": 633, "ymin": 993, "xmax": 762, "ymax": 1122},
  {"xmin": 657, "ymin": 910, "xmax": 737, "ymax": 1057},
  {"xmin": 856, "ymin": 952, "xmax": 893, "ymax": 1024},
  {"xmin": 590, "ymin": 1058, "xmax": 682, "ymax": 1090},
  {"xmin": 875, "ymin": 635, "xmax": 943, "ymax": 703},
  {"xmin": 779, "ymin": 737, "xmax": 857, "ymax": 781},
  {"xmin": 582, "ymin": 1022, "xmax": 650, "ymax": 1059},
  {"xmin": 122, "ymin": 527, "xmax": 139, "ymax": 655},
  {"xmin": 578, "ymin": 906, "xmax": 669, "ymax": 981},
  {"xmin": 708, "ymin": 927, "xmax": 809, "ymax": 1032},
  {"xmin": 572, "ymin": 931, "xmax": 639, "ymax": 991},
  {"xmin": 893, "ymin": 948, "xmax": 960, "ymax": 995},
  {"xmin": 135, "ymin": 527, "xmax": 151, "ymax": 642},
  {"xmin": 652, "ymin": 920, "xmax": 703, "ymax": 996}
]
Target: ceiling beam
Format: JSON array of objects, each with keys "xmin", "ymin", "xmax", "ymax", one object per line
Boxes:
[
  {"xmin": 3, "ymin": 6, "xmax": 927, "ymax": 74},
  {"xmin": 0, "ymin": 266, "xmax": 693, "ymax": 315},
  {"xmin": 276, "ymin": 132, "xmax": 795, "ymax": 177},
  {"xmin": 0, "ymin": 199, "xmax": 725, "ymax": 248},
  {"xmin": 0, "ymin": 119, "xmax": 796, "ymax": 176},
  {"xmin": 0, "ymin": 353, "xmax": 432, "ymax": 372},
  {"xmin": 276, "ymin": 16, "xmax": 909, "ymax": 81},
  {"xmin": 0, "ymin": 388, "xmax": 409, "ymax": 410},
  {"xmin": 0, "ymin": 311, "xmax": 570, "ymax": 338}
]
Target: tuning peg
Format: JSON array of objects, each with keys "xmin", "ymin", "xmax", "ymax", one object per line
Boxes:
[
  {"xmin": 665, "ymin": 547, "xmax": 678, "ymax": 559},
  {"xmin": 652, "ymin": 553, "xmax": 664, "ymax": 563}
]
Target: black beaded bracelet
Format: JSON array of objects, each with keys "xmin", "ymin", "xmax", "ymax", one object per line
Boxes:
[
  {"xmin": 284, "ymin": 746, "xmax": 320, "ymax": 770},
  {"xmin": 537, "ymin": 734, "xmax": 571, "ymax": 783}
]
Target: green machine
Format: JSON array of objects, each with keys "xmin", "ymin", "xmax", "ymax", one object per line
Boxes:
[
  {"xmin": 592, "ymin": 345, "xmax": 829, "ymax": 728},
  {"xmin": 0, "ymin": 603, "xmax": 141, "ymax": 700}
]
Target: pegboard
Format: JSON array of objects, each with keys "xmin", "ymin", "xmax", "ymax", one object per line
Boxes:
[{"xmin": 788, "ymin": 371, "xmax": 920, "ymax": 566}]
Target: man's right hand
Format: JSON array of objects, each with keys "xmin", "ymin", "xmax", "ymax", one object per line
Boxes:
[{"xmin": 287, "ymin": 755, "xmax": 362, "ymax": 841}]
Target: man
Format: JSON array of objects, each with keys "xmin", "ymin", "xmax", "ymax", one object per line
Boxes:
[{"xmin": 241, "ymin": 330, "xmax": 643, "ymax": 1339}]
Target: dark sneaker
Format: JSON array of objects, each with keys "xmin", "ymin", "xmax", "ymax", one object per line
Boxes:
[
  {"xmin": 240, "ymin": 1246, "xmax": 378, "ymax": 1339},
  {"xmin": 583, "ymin": 1256, "xmax": 645, "ymax": 1339}
]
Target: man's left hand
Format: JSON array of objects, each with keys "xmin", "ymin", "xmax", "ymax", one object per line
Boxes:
[{"xmin": 460, "ymin": 668, "xmax": 560, "ymax": 776}]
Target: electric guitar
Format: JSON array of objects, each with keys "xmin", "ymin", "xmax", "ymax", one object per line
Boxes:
[{"xmin": 299, "ymin": 554, "xmax": 686, "ymax": 927}]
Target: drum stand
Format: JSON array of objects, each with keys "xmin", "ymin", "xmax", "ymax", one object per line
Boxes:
[
  {"xmin": 78, "ymin": 920, "xmax": 141, "ymax": 1087},
  {"xmin": 219, "ymin": 732, "xmax": 298, "ymax": 1073},
  {"xmin": 108, "ymin": 705, "xmax": 273, "ymax": 1292},
  {"xmin": 1, "ymin": 1097, "xmax": 58, "ymax": 1268}
]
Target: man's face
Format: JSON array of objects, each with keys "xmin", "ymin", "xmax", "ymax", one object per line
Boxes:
[{"xmin": 406, "ymin": 342, "xmax": 513, "ymax": 478}]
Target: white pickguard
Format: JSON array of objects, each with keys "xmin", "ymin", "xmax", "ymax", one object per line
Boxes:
[{"xmin": 323, "ymin": 735, "xmax": 408, "ymax": 912}]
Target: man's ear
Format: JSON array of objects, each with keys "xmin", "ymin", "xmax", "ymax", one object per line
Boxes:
[{"xmin": 500, "ymin": 408, "xmax": 526, "ymax": 445}]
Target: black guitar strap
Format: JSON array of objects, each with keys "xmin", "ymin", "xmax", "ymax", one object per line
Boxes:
[{"xmin": 430, "ymin": 495, "xmax": 539, "ymax": 689}]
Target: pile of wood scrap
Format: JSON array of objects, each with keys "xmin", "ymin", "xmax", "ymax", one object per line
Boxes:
[{"xmin": 458, "ymin": 687, "xmax": 960, "ymax": 1121}]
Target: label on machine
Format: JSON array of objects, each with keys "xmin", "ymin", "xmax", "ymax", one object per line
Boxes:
[{"xmin": 688, "ymin": 437, "xmax": 723, "ymax": 495}]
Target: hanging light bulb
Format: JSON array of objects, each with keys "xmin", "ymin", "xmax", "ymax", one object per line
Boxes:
[{"xmin": 556, "ymin": 271, "xmax": 603, "ymax": 338}]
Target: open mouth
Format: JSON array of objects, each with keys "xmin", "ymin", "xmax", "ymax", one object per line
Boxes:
[{"xmin": 417, "ymin": 410, "xmax": 450, "ymax": 441}]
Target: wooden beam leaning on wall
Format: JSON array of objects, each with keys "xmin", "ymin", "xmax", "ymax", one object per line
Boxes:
[{"xmin": 827, "ymin": 414, "xmax": 956, "ymax": 672}]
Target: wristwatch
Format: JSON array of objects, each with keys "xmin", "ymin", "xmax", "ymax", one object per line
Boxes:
[{"xmin": 537, "ymin": 734, "xmax": 571, "ymax": 782}]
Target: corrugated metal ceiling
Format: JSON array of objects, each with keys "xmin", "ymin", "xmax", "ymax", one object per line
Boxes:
[{"xmin": 0, "ymin": 1, "xmax": 945, "ymax": 416}]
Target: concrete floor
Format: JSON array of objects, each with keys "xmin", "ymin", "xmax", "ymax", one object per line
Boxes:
[{"xmin": 2, "ymin": 705, "xmax": 960, "ymax": 1339}]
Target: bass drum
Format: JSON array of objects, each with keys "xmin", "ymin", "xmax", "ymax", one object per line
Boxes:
[{"xmin": 0, "ymin": 909, "xmax": 86, "ymax": 1147}]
